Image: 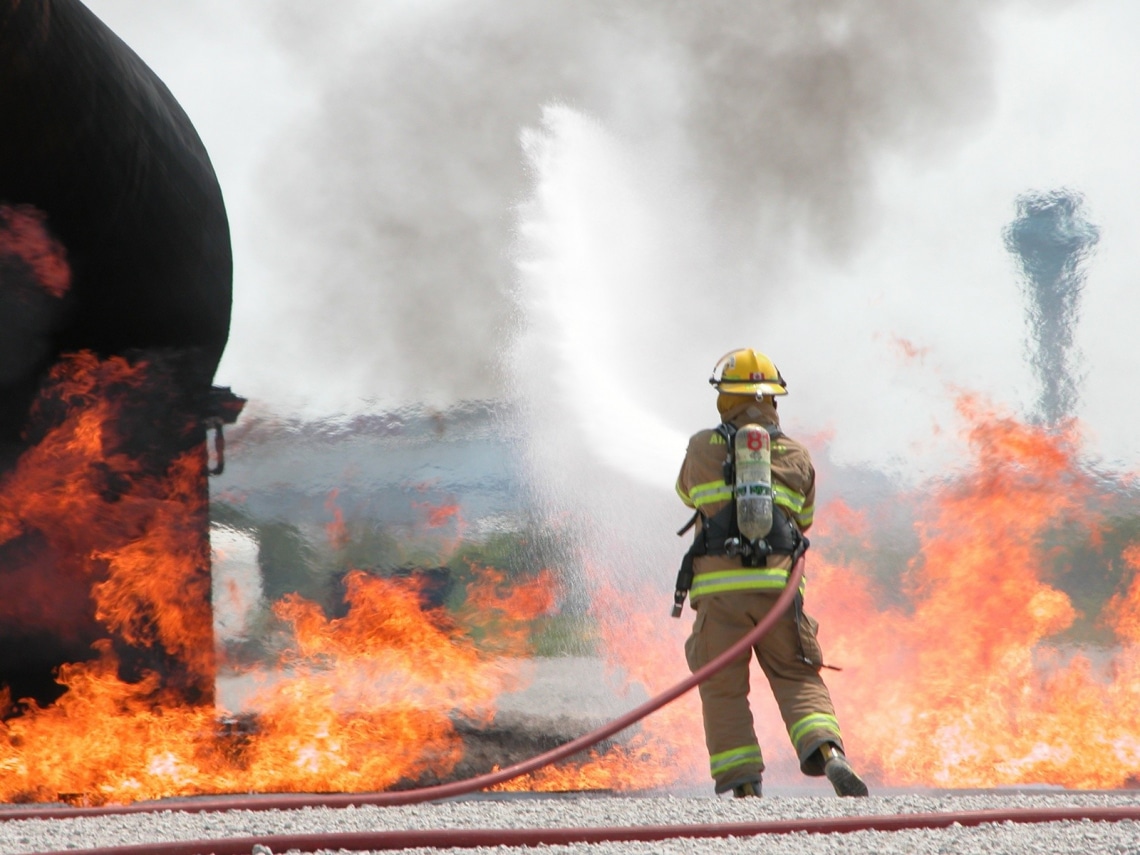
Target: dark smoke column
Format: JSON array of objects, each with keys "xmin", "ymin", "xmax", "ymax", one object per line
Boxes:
[{"xmin": 1003, "ymin": 190, "xmax": 1100, "ymax": 426}]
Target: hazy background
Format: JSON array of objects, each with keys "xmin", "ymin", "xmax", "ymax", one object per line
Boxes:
[{"xmin": 80, "ymin": 0, "xmax": 1140, "ymax": 496}]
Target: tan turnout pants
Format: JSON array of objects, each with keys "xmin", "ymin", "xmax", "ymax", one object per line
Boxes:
[{"xmin": 684, "ymin": 589, "xmax": 845, "ymax": 793}]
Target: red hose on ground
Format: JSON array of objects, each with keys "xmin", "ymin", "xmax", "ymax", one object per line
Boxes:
[
  {"xmin": 0, "ymin": 560, "xmax": 806, "ymax": 822},
  {"xmin": 26, "ymin": 806, "xmax": 1140, "ymax": 855}
]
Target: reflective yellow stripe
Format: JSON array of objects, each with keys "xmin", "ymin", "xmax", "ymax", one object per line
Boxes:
[
  {"xmin": 773, "ymin": 483, "xmax": 805, "ymax": 513},
  {"xmin": 691, "ymin": 567, "xmax": 788, "ymax": 597},
  {"xmin": 690, "ymin": 567, "xmax": 807, "ymax": 599},
  {"xmin": 795, "ymin": 503, "xmax": 814, "ymax": 529},
  {"xmin": 788, "ymin": 713, "xmax": 841, "ymax": 753},
  {"xmin": 676, "ymin": 479, "xmax": 694, "ymax": 508},
  {"xmin": 709, "ymin": 743, "xmax": 762, "ymax": 777},
  {"xmin": 688, "ymin": 478, "xmax": 732, "ymax": 509}
]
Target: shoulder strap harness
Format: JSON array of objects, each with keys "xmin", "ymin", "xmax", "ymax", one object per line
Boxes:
[{"xmin": 672, "ymin": 420, "xmax": 808, "ymax": 617}]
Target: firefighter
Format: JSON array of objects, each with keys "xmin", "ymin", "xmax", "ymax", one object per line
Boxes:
[{"xmin": 675, "ymin": 347, "xmax": 868, "ymax": 798}]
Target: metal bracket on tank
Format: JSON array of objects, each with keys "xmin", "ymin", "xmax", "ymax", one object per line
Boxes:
[{"xmin": 202, "ymin": 386, "xmax": 246, "ymax": 476}]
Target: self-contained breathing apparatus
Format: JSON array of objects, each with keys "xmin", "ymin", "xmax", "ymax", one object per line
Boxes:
[{"xmin": 671, "ymin": 421, "xmax": 809, "ymax": 618}]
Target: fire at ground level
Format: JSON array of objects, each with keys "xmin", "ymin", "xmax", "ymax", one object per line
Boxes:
[{"xmin": 4, "ymin": 389, "xmax": 1140, "ymax": 803}]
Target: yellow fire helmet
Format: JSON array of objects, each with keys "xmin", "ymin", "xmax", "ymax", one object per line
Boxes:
[{"xmin": 709, "ymin": 348, "xmax": 788, "ymax": 396}]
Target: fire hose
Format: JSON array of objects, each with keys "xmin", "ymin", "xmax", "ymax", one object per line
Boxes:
[
  {"xmin": 3, "ymin": 560, "xmax": 806, "ymax": 821},
  {"xmin": 23, "ymin": 806, "xmax": 1140, "ymax": 855},
  {"xmin": 3, "ymin": 561, "xmax": 803, "ymax": 823},
  {"xmin": 7, "ymin": 557, "xmax": 1140, "ymax": 853}
]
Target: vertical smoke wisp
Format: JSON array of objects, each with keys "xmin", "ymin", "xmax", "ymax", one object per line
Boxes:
[{"xmin": 1003, "ymin": 190, "xmax": 1100, "ymax": 426}]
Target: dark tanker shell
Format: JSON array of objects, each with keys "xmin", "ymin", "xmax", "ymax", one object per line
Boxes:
[
  {"xmin": 0, "ymin": 0, "xmax": 232, "ymax": 438},
  {"xmin": 0, "ymin": 0, "xmax": 233, "ymax": 710}
]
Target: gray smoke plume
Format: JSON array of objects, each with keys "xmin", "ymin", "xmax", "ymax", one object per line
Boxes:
[
  {"xmin": 1003, "ymin": 190, "xmax": 1100, "ymax": 426},
  {"xmin": 250, "ymin": 0, "xmax": 1002, "ymax": 411}
]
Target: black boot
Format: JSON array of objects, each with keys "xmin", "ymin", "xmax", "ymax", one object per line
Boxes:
[
  {"xmin": 821, "ymin": 744, "xmax": 868, "ymax": 797},
  {"xmin": 731, "ymin": 779, "xmax": 762, "ymax": 798}
]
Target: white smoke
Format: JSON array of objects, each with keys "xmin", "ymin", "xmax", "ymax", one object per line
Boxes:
[
  {"xmin": 232, "ymin": 0, "xmax": 1006, "ymax": 426},
  {"xmin": 81, "ymin": 0, "xmax": 1140, "ymax": 475}
]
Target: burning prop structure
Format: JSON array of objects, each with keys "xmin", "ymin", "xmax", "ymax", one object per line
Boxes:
[{"xmin": 0, "ymin": 0, "xmax": 242, "ymax": 713}]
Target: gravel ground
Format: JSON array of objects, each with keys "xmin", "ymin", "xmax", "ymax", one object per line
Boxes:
[{"xmin": 2, "ymin": 790, "xmax": 1139, "ymax": 855}]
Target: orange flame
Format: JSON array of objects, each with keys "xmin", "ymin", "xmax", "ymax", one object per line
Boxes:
[
  {"xmin": 0, "ymin": 350, "xmax": 561, "ymax": 803},
  {"xmin": 230, "ymin": 569, "xmax": 520, "ymax": 794},
  {"xmin": 411, "ymin": 498, "xmax": 467, "ymax": 559},
  {"xmin": 423, "ymin": 503, "xmax": 460, "ymax": 528},
  {"xmin": 0, "ymin": 564, "xmax": 556, "ymax": 803},
  {"xmin": 456, "ymin": 566, "xmax": 557, "ymax": 656},
  {"xmin": 493, "ymin": 579, "xmax": 704, "ymax": 793},
  {"xmin": 493, "ymin": 392, "xmax": 1140, "ymax": 793},
  {"xmin": 91, "ymin": 448, "xmax": 214, "ymax": 680},
  {"xmin": 324, "ymin": 489, "xmax": 349, "ymax": 550},
  {"xmin": 0, "ymin": 352, "xmax": 214, "ymax": 693},
  {"xmin": 0, "ymin": 204, "xmax": 70, "ymax": 297},
  {"xmin": 805, "ymin": 394, "xmax": 1140, "ymax": 789},
  {"xmin": 6, "ymin": 361, "xmax": 1140, "ymax": 803}
]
